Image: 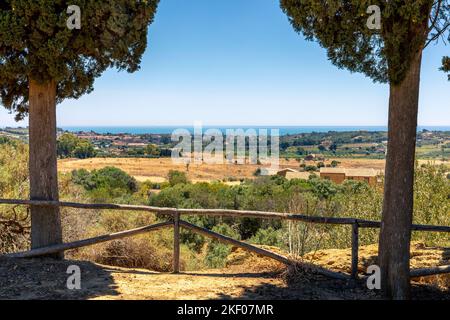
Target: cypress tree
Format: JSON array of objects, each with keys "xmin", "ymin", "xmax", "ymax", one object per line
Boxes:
[{"xmin": 0, "ymin": 0, "xmax": 159, "ymax": 256}]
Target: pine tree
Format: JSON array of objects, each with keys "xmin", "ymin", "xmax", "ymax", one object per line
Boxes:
[
  {"xmin": 0, "ymin": 0, "xmax": 159, "ymax": 256},
  {"xmin": 280, "ymin": 0, "xmax": 449, "ymax": 299}
]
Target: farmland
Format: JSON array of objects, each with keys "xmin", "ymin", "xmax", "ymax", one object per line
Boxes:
[{"xmin": 58, "ymin": 157, "xmax": 449, "ymax": 183}]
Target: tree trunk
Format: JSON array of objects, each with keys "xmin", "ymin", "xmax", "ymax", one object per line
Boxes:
[
  {"xmin": 379, "ymin": 51, "xmax": 423, "ymax": 300},
  {"xmin": 29, "ymin": 78, "xmax": 63, "ymax": 258}
]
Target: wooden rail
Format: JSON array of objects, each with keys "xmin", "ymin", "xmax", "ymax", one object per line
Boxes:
[
  {"xmin": 6, "ymin": 222, "xmax": 173, "ymax": 258},
  {"xmin": 1, "ymin": 199, "xmax": 449, "ymax": 232},
  {"xmin": 1, "ymin": 198, "xmax": 449, "ymax": 281}
]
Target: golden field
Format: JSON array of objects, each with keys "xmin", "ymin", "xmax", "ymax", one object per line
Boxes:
[{"xmin": 58, "ymin": 157, "xmax": 449, "ymax": 183}]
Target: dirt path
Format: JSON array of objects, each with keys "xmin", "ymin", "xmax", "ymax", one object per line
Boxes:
[
  {"xmin": 0, "ymin": 257, "xmax": 374, "ymax": 300},
  {"xmin": 0, "ymin": 253, "xmax": 448, "ymax": 300}
]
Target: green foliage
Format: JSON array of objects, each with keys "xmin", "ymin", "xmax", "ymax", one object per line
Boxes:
[
  {"xmin": 280, "ymin": 0, "xmax": 448, "ymax": 84},
  {"xmin": 413, "ymin": 164, "xmax": 450, "ymax": 245},
  {"xmin": 250, "ymin": 227, "xmax": 283, "ymax": 247},
  {"xmin": 205, "ymin": 224, "xmax": 240, "ymax": 268},
  {"xmin": 57, "ymin": 133, "xmax": 96, "ymax": 159},
  {"xmin": 168, "ymin": 170, "xmax": 189, "ymax": 187},
  {"xmin": 310, "ymin": 178, "xmax": 339, "ymax": 199},
  {"xmin": 144, "ymin": 144, "xmax": 162, "ymax": 156},
  {"xmin": 73, "ymin": 140, "xmax": 96, "ymax": 159},
  {"xmin": 304, "ymin": 165, "xmax": 318, "ymax": 172},
  {"xmin": 0, "ymin": 0, "xmax": 159, "ymax": 119},
  {"xmin": 71, "ymin": 166, "xmax": 138, "ymax": 200},
  {"xmin": 0, "ymin": 136, "xmax": 16, "ymax": 146}
]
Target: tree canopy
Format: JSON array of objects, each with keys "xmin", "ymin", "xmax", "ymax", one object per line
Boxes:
[
  {"xmin": 57, "ymin": 132, "xmax": 96, "ymax": 159},
  {"xmin": 280, "ymin": 0, "xmax": 449, "ymax": 84},
  {"xmin": 0, "ymin": 0, "xmax": 159, "ymax": 120}
]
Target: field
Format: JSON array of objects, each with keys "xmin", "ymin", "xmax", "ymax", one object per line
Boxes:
[{"xmin": 58, "ymin": 157, "xmax": 449, "ymax": 183}]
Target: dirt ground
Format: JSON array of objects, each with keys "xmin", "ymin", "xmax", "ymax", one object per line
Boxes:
[{"xmin": 1, "ymin": 243, "xmax": 448, "ymax": 300}]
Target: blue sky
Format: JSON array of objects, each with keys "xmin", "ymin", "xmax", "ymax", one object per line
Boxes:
[{"xmin": 1, "ymin": 0, "xmax": 449, "ymax": 127}]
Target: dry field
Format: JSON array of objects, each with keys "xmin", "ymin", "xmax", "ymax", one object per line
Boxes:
[
  {"xmin": 59, "ymin": 157, "xmax": 260, "ymax": 183},
  {"xmin": 58, "ymin": 157, "xmax": 449, "ymax": 183}
]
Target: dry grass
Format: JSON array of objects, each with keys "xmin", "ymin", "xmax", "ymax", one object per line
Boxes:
[
  {"xmin": 302, "ymin": 242, "xmax": 450, "ymax": 289},
  {"xmin": 59, "ymin": 157, "xmax": 259, "ymax": 183},
  {"xmin": 59, "ymin": 157, "xmax": 449, "ymax": 183},
  {"xmin": 76, "ymin": 237, "xmax": 175, "ymax": 272}
]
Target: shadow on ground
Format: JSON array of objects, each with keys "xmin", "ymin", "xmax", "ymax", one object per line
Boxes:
[
  {"xmin": 0, "ymin": 257, "xmax": 118, "ymax": 300},
  {"xmin": 0, "ymin": 257, "xmax": 448, "ymax": 300},
  {"xmin": 213, "ymin": 268, "xmax": 450, "ymax": 300}
]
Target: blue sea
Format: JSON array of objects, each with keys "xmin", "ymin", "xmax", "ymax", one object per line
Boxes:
[{"xmin": 61, "ymin": 126, "xmax": 450, "ymax": 135}]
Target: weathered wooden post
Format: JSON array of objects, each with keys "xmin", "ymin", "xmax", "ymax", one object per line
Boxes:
[
  {"xmin": 351, "ymin": 222, "xmax": 359, "ymax": 279},
  {"xmin": 173, "ymin": 211, "xmax": 181, "ymax": 274}
]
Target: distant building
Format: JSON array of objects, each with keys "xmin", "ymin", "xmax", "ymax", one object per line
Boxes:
[
  {"xmin": 285, "ymin": 171, "xmax": 314, "ymax": 180},
  {"xmin": 320, "ymin": 168, "xmax": 379, "ymax": 186}
]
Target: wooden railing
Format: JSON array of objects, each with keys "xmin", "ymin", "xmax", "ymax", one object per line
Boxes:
[{"xmin": 1, "ymin": 199, "xmax": 449, "ymax": 281}]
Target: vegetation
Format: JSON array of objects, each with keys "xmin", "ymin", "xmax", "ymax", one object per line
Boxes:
[
  {"xmin": 57, "ymin": 133, "xmax": 96, "ymax": 159},
  {"xmin": 280, "ymin": 0, "xmax": 449, "ymax": 299},
  {"xmin": 72, "ymin": 167, "xmax": 138, "ymax": 199},
  {"xmin": 0, "ymin": 0, "xmax": 160, "ymax": 253},
  {"xmin": 1, "ymin": 142, "xmax": 449, "ymax": 272}
]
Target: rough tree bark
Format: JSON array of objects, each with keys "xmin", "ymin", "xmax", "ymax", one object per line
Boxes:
[
  {"xmin": 379, "ymin": 51, "xmax": 423, "ymax": 300},
  {"xmin": 29, "ymin": 78, "xmax": 63, "ymax": 258}
]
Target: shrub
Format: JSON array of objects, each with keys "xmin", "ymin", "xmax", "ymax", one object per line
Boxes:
[
  {"xmin": 304, "ymin": 165, "xmax": 318, "ymax": 172},
  {"xmin": 250, "ymin": 227, "xmax": 282, "ymax": 247},
  {"xmin": 72, "ymin": 167, "xmax": 137, "ymax": 194},
  {"xmin": 83, "ymin": 237, "xmax": 175, "ymax": 272},
  {"xmin": 330, "ymin": 160, "xmax": 340, "ymax": 168},
  {"xmin": 168, "ymin": 170, "xmax": 188, "ymax": 186},
  {"xmin": 205, "ymin": 224, "xmax": 240, "ymax": 268},
  {"xmin": 310, "ymin": 178, "xmax": 339, "ymax": 200}
]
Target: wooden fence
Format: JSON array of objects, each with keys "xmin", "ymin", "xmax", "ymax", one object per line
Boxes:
[{"xmin": 1, "ymin": 198, "xmax": 449, "ymax": 281}]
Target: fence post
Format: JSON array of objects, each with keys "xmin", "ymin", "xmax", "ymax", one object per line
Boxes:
[
  {"xmin": 173, "ymin": 211, "xmax": 180, "ymax": 274},
  {"xmin": 351, "ymin": 222, "xmax": 359, "ymax": 280}
]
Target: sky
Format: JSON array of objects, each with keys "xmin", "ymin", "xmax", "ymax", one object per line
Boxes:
[{"xmin": 0, "ymin": 0, "xmax": 449, "ymax": 127}]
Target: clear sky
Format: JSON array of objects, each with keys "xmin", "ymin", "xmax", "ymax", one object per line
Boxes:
[{"xmin": 1, "ymin": 0, "xmax": 449, "ymax": 127}]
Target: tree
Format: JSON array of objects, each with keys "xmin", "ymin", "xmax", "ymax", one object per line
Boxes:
[
  {"xmin": 0, "ymin": 1, "xmax": 159, "ymax": 256},
  {"xmin": 72, "ymin": 139, "xmax": 96, "ymax": 159},
  {"xmin": 280, "ymin": 0, "xmax": 449, "ymax": 299},
  {"xmin": 168, "ymin": 170, "xmax": 189, "ymax": 187},
  {"xmin": 57, "ymin": 132, "xmax": 96, "ymax": 159},
  {"xmin": 57, "ymin": 133, "xmax": 79, "ymax": 158},
  {"xmin": 72, "ymin": 167, "xmax": 138, "ymax": 194},
  {"xmin": 145, "ymin": 143, "xmax": 161, "ymax": 157}
]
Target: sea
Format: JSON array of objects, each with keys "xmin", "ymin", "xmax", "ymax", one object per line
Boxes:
[{"xmin": 61, "ymin": 126, "xmax": 450, "ymax": 135}]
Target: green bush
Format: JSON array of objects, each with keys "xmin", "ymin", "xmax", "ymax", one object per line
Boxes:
[
  {"xmin": 304, "ymin": 165, "xmax": 318, "ymax": 172},
  {"xmin": 168, "ymin": 170, "xmax": 188, "ymax": 186},
  {"xmin": 57, "ymin": 133, "xmax": 96, "ymax": 159},
  {"xmin": 250, "ymin": 227, "xmax": 282, "ymax": 247},
  {"xmin": 205, "ymin": 224, "xmax": 240, "ymax": 268},
  {"xmin": 71, "ymin": 167, "xmax": 138, "ymax": 200}
]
